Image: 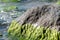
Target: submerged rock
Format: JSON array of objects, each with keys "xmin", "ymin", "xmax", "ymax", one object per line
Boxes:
[
  {"xmin": 0, "ymin": 12, "xmax": 12, "ymax": 30},
  {"xmin": 16, "ymin": 4, "xmax": 60, "ymax": 31},
  {"xmin": 0, "ymin": 12, "xmax": 12, "ymax": 27}
]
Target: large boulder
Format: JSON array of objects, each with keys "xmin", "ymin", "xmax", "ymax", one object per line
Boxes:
[{"xmin": 15, "ymin": 4, "xmax": 60, "ymax": 31}]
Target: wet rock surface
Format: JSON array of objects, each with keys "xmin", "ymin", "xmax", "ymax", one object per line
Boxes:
[{"xmin": 16, "ymin": 4, "xmax": 60, "ymax": 31}]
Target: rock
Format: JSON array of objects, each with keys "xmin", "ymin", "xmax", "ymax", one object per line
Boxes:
[
  {"xmin": 0, "ymin": 39, "xmax": 4, "ymax": 40},
  {"xmin": 0, "ymin": 12, "xmax": 12, "ymax": 29},
  {"xmin": 15, "ymin": 4, "xmax": 60, "ymax": 31},
  {"xmin": 0, "ymin": 13, "xmax": 12, "ymax": 24},
  {"xmin": 0, "ymin": 33, "xmax": 3, "ymax": 38}
]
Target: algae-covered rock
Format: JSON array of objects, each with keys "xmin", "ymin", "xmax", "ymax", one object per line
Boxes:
[
  {"xmin": 0, "ymin": 32, "xmax": 3, "ymax": 38},
  {"xmin": 15, "ymin": 4, "xmax": 60, "ymax": 31}
]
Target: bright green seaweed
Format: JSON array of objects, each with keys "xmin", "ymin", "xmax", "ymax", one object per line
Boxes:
[{"xmin": 7, "ymin": 20, "xmax": 60, "ymax": 40}]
